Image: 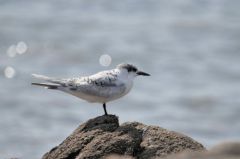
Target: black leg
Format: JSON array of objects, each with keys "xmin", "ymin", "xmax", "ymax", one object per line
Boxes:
[{"xmin": 103, "ymin": 103, "xmax": 108, "ymax": 115}]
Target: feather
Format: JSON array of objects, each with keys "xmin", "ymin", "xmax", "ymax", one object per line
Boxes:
[{"xmin": 31, "ymin": 82, "xmax": 59, "ymax": 89}]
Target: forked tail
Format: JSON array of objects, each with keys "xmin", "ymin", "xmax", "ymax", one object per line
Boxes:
[
  {"xmin": 31, "ymin": 74, "xmax": 65, "ymax": 89},
  {"xmin": 31, "ymin": 82, "xmax": 60, "ymax": 89}
]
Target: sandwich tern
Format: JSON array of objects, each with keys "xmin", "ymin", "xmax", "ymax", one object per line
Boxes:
[{"xmin": 32, "ymin": 63, "xmax": 150, "ymax": 115}]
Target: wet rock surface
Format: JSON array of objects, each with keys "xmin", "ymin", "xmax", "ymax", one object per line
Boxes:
[{"xmin": 42, "ymin": 115, "xmax": 205, "ymax": 159}]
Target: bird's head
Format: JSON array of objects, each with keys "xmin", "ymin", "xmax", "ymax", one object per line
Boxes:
[{"xmin": 116, "ymin": 63, "xmax": 150, "ymax": 79}]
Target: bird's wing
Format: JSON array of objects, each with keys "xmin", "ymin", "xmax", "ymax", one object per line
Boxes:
[
  {"xmin": 88, "ymin": 70, "xmax": 119, "ymax": 87},
  {"xmin": 66, "ymin": 70, "xmax": 117, "ymax": 86},
  {"xmin": 65, "ymin": 70, "xmax": 126, "ymax": 98}
]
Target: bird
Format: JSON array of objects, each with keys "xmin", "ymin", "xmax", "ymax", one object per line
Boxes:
[{"xmin": 32, "ymin": 63, "xmax": 150, "ymax": 115}]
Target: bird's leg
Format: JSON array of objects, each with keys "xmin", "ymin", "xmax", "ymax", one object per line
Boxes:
[{"xmin": 103, "ymin": 103, "xmax": 108, "ymax": 115}]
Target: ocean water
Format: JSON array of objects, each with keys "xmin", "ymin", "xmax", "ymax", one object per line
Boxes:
[{"xmin": 1, "ymin": 0, "xmax": 240, "ymax": 158}]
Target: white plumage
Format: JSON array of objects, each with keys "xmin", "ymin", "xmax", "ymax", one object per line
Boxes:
[{"xmin": 32, "ymin": 63, "xmax": 150, "ymax": 115}]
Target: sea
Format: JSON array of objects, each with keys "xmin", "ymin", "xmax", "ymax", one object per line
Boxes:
[{"xmin": 0, "ymin": 0, "xmax": 240, "ymax": 158}]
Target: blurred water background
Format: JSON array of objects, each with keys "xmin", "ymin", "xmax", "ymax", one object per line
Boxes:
[{"xmin": 1, "ymin": 0, "xmax": 240, "ymax": 158}]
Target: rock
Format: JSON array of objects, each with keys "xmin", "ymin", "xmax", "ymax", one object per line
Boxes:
[
  {"xmin": 163, "ymin": 142, "xmax": 240, "ymax": 159},
  {"xmin": 210, "ymin": 142, "xmax": 240, "ymax": 156},
  {"xmin": 42, "ymin": 115, "xmax": 205, "ymax": 159}
]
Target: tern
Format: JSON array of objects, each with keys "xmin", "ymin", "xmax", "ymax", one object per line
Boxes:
[{"xmin": 32, "ymin": 63, "xmax": 150, "ymax": 115}]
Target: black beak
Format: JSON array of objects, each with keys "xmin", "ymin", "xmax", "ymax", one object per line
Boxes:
[{"xmin": 136, "ymin": 71, "xmax": 150, "ymax": 76}]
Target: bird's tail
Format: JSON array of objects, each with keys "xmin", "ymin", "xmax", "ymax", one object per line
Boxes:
[
  {"xmin": 31, "ymin": 74, "xmax": 66, "ymax": 89},
  {"xmin": 32, "ymin": 74, "xmax": 51, "ymax": 80},
  {"xmin": 31, "ymin": 82, "xmax": 60, "ymax": 89}
]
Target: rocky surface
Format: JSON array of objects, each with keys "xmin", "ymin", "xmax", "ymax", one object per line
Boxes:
[{"xmin": 42, "ymin": 115, "xmax": 205, "ymax": 159}]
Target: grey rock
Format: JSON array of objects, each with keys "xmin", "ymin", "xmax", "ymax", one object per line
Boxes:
[
  {"xmin": 42, "ymin": 115, "xmax": 205, "ymax": 159},
  {"xmin": 163, "ymin": 142, "xmax": 240, "ymax": 159},
  {"xmin": 210, "ymin": 142, "xmax": 240, "ymax": 156}
]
